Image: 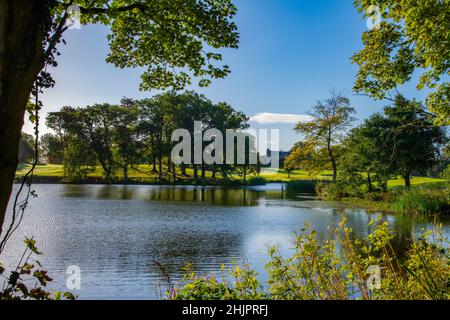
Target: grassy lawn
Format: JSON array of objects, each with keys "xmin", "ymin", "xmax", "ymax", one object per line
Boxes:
[
  {"xmin": 386, "ymin": 176, "xmax": 446, "ymax": 187},
  {"xmin": 15, "ymin": 163, "xmax": 446, "ymax": 187}
]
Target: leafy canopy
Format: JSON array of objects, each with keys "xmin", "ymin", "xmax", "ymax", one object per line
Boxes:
[
  {"xmin": 352, "ymin": 0, "xmax": 450, "ymax": 124},
  {"xmin": 340, "ymin": 95, "xmax": 447, "ymax": 188},
  {"xmin": 52, "ymin": 0, "xmax": 239, "ymax": 90},
  {"xmin": 295, "ymin": 92, "xmax": 355, "ymax": 181}
]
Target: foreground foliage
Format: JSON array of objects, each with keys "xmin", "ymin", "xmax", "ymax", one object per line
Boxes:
[
  {"xmin": 352, "ymin": 0, "xmax": 450, "ymax": 125},
  {"xmin": 168, "ymin": 217, "xmax": 450, "ymax": 300},
  {"xmin": 0, "ymin": 239, "xmax": 75, "ymax": 300},
  {"xmin": 315, "ymin": 181, "xmax": 450, "ymax": 216}
]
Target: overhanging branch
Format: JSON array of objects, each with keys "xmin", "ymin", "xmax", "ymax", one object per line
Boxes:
[{"xmin": 79, "ymin": 3, "xmax": 146, "ymax": 14}]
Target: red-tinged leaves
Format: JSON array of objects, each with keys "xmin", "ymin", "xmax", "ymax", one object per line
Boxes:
[{"xmin": 33, "ymin": 270, "xmax": 53, "ymax": 286}]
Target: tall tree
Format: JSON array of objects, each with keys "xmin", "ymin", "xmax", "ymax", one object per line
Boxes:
[
  {"xmin": 18, "ymin": 133, "xmax": 35, "ymax": 164},
  {"xmin": 340, "ymin": 95, "xmax": 447, "ymax": 189},
  {"xmin": 110, "ymin": 102, "xmax": 140, "ymax": 183},
  {"xmin": 209, "ymin": 102, "xmax": 249, "ymax": 179},
  {"xmin": 352, "ymin": 0, "xmax": 449, "ymax": 124},
  {"xmin": 295, "ymin": 92, "xmax": 355, "ymax": 182},
  {"xmin": 0, "ymin": 0, "xmax": 238, "ymax": 237},
  {"xmin": 339, "ymin": 115, "xmax": 392, "ymax": 192},
  {"xmin": 40, "ymin": 133, "xmax": 64, "ymax": 164},
  {"xmin": 48, "ymin": 104, "xmax": 118, "ymax": 180},
  {"xmin": 284, "ymin": 142, "xmax": 307, "ymax": 179},
  {"xmin": 381, "ymin": 96, "xmax": 447, "ymax": 187}
]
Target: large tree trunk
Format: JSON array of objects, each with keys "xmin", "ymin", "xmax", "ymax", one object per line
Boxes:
[{"xmin": 0, "ymin": 0, "xmax": 48, "ymax": 236}]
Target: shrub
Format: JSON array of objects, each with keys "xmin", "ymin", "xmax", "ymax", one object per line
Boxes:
[
  {"xmin": 441, "ymin": 164, "xmax": 450, "ymax": 180},
  {"xmin": 247, "ymin": 177, "xmax": 267, "ymax": 186},
  {"xmin": 391, "ymin": 185, "xmax": 450, "ymax": 215},
  {"xmin": 0, "ymin": 239, "xmax": 75, "ymax": 300},
  {"xmin": 315, "ymin": 182, "xmax": 349, "ymax": 199},
  {"xmin": 286, "ymin": 180, "xmax": 322, "ymax": 195},
  {"xmin": 168, "ymin": 217, "xmax": 450, "ymax": 300}
]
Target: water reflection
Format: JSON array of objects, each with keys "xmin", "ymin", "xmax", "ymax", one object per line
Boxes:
[
  {"xmin": 1, "ymin": 183, "xmax": 448, "ymax": 299},
  {"xmin": 62, "ymin": 184, "xmax": 287, "ymax": 206}
]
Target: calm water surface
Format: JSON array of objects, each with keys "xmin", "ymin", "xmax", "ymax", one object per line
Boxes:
[{"xmin": 2, "ymin": 184, "xmax": 449, "ymax": 299}]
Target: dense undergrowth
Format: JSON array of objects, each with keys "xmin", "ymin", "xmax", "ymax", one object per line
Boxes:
[
  {"xmin": 167, "ymin": 217, "xmax": 450, "ymax": 300},
  {"xmin": 287, "ymin": 180, "xmax": 450, "ymax": 216}
]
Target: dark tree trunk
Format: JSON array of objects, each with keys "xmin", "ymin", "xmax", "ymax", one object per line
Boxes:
[
  {"xmin": 327, "ymin": 125, "xmax": 337, "ymax": 183},
  {"xmin": 150, "ymin": 136, "xmax": 157, "ymax": 172},
  {"xmin": 193, "ymin": 165, "xmax": 198, "ymax": 182},
  {"xmin": 331, "ymin": 161, "xmax": 337, "ymax": 183},
  {"xmin": 181, "ymin": 163, "xmax": 187, "ymax": 176},
  {"xmin": 0, "ymin": 0, "xmax": 48, "ymax": 236},
  {"xmin": 201, "ymin": 163, "xmax": 206, "ymax": 183},
  {"xmin": 367, "ymin": 172, "xmax": 373, "ymax": 192},
  {"xmin": 211, "ymin": 166, "xmax": 216, "ymax": 179},
  {"xmin": 221, "ymin": 167, "xmax": 228, "ymax": 179},
  {"xmin": 123, "ymin": 164, "xmax": 128, "ymax": 184},
  {"xmin": 158, "ymin": 156, "xmax": 162, "ymax": 181},
  {"xmin": 152, "ymin": 157, "xmax": 157, "ymax": 172},
  {"xmin": 403, "ymin": 174, "xmax": 411, "ymax": 188},
  {"xmin": 172, "ymin": 161, "xmax": 176, "ymax": 182},
  {"xmin": 97, "ymin": 158, "xmax": 111, "ymax": 181}
]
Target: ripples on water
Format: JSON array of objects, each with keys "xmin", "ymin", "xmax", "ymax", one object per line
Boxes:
[{"xmin": 1, "ymin": 184, "xmax": 449, "ymax": 299}]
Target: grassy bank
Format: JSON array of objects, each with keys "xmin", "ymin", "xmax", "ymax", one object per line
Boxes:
[
  {"xmin": 16, "ymin": 164, "xmax": 449, "ymax": 216},
  {"xmin": 340, "ymin": 183, "xmax": 450, "ymax": 216},
  {"xmin": 14, "ymin": 164, "xmax": 333, "ymax": 185},
  {"xmin": 15, "ymin": 164, "xmax": 445, "ymax": 187},
  {"xmin": 283, "ymin": 177, "xmax": 450, "ymax": 216}
]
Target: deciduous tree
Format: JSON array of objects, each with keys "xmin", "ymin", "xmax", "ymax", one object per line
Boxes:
[
  {"xmin": 295, "ymin": 92, "xmax": 355, "ymax": 182},
  {"xmin": 0, "ymin": 0, "xmax": 239, "ymax": 237},
  {"xmin": 352, "ymin": 0, "xmax": 450, "ymax": 124}
]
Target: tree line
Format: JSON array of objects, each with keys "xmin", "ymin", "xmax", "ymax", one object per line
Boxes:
[
  {"xmin": 42, "ymin": 91, "xmax": 262, "ymax": 184},
  {"xmin": 285, "ymin": 92, "xmax": 448, "ymax": 192},
  {"xmin": 41, "ymin": 89, "xmax": 449, "ymax": 190}
]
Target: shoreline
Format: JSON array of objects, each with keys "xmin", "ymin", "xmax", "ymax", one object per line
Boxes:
[{"xmin": 14, "ymin": 175, "xmax": 278, "ymax": 187}]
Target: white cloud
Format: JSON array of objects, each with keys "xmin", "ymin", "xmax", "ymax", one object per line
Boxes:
[{"xmin": 249, "ymin": 113, "xmax": 314, "ymax": 125}]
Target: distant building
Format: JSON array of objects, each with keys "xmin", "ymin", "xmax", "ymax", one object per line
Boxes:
[{"xmin": 266, "ymin": 149, "xmax": 291, "ymax": 168}]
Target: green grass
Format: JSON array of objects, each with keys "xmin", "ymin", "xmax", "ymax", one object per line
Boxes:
[
  {"xmin": 15, "ymin": 163, "xmax": 446, "ymax": 187},
  {"xmin": 387, "ymin": 176, "xmax": 446, "ymax": 187},
  {"xmin": 259, "ymin": 168, "xmax": 333, "ymax": 182},
  {"xmin": 16, "ymin": 164, "xmax": 65, "ymax": 177}
]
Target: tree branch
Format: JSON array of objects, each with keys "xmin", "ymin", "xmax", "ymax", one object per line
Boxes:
[{"xmin": 79, "ymin": 3, "xmax": 146, "ymax": 15}]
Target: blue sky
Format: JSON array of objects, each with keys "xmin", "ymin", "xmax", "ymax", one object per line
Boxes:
[{"xmin": 29, "ymin": 0, "xmax": 429, "ymax": 150}]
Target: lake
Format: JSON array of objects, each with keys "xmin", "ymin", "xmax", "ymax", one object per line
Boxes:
[{"xmin": 1, "ymin": 183, "xmax": 449, "ymax": 299}]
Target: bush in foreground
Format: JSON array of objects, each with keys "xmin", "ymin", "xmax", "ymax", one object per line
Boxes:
[
  {"xmin": 0, "ymin": 239, "xmax": 75, "ymax": 300},
  {"xmin": 167, "ymin": 217, "xmax": 450, "ymax": 300}
]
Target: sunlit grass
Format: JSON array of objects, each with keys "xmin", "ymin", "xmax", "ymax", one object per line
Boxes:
[
  {"xmin": 387, "ymin": 176, "xmax": 446, "ymax": 187},
  {"xmin": 16, "ymin": 164, "xmax": 445, "ymax": 187}
]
